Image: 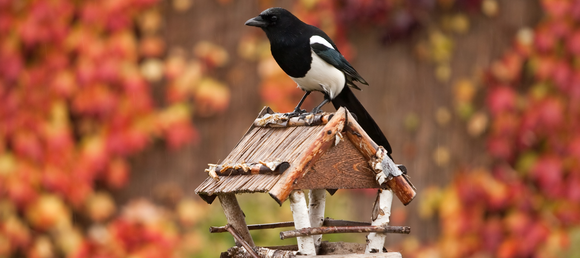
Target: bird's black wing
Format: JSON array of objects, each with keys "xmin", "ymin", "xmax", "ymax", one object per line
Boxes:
[{"xmin": 310, "ymin": 43, "xmax": 368, "ymax": 90}]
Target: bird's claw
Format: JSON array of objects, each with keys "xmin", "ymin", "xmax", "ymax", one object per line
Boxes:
[
  {"xmin": 285, "ymin": 109, "xmax": 307, "ymax": 118},
  {"xmin": 311, "ymin": 107, "xmax": 324, "ymax": 114}
]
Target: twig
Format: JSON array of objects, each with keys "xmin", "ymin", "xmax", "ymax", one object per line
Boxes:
[
  {"xmin": 210, "ymin": 221, "xmax": 295, "ymax": 233},
  {"xmin": 280, "ymin": 225, "xmax": 410, "ymax": 240},
  {"xmin": 254, "ymin": 112, "xmax": 334, "ymax": 127},
  {"xmin": 209, "ymin": 219, "xmax": 372, "ymax": 233},
  {"xmin": 210, "ymin": 161, "xmax": 290, "ymax": 176},
  {"xmin": 224, "ymin": 224, "xmax": 260, "ymax": 258}
]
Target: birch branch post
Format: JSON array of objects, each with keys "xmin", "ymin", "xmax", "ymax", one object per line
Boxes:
[
  {"xmin": 218, "ymin": 193, "xmax": 255, "ymax": 247},
  {"xmin": 308, "ymin": 189, "xmax": 326, "ymax": 251},
  {"xmin": 365, "ymin": 189, "xmax": 394, "ymax": 253},
  {"xmin": 289, "ymin": 190, "xmax": 316, "ymax": 255}
]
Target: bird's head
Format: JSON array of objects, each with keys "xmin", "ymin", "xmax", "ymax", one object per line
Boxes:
[{"xmin": 244, "ymin": 7, "xmax": 300, "ymax": 33}]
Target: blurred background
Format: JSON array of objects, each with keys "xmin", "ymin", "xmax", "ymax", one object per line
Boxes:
[{"xmin": 2, "ymin": 0, "xmax": 580, "ymax": 257}]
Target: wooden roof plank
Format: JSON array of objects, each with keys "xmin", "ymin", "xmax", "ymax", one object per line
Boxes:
[
  {"xmin": 258, "ymin": 127, "xmax": 295, "ymax": 161},
  {"xmin": 276, "ymin": 126, "xmax": 317, "ymax": 162},
  {"xmin": 256, "ymin": 175, "xmax": 281, "ymax": 192},
  {"xmin": 194, "ymin": 178, "xmax": 213, "ymax": 193},
  {"xmin": 244, "ymin": 174, "xmax": 276, "ymax": 192}
]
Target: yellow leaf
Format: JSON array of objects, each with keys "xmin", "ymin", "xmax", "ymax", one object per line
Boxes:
[{"xmin": 0, "ymin": 153, "xmax": 16, "ymax": 176}]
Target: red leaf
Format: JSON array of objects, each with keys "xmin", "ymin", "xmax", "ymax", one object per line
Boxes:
[
  {"xmin": 537, "ymin": 98, "xmax": 564, "ymax": 130},
  {"xmin": 568, "ymin": 136, "xmax": 580, "ymax": 160},
  {"xmin": 531, "ymin": 155, "xmax": 563, "ymax": 198},
  {"xmin": 104, "ymin": 158, "xmax": 130, "ymax": 189},
  {"xmin": 487, "ymin": 86, "xmax": 517, "ymax": 115},
  {"xmin": 521, "ymin": 222, "xmax": 550, "ymax": 256},
  {"xmin": 566, "ymin": 30, "xmax": 580, "ymax": 55},
  {"xmin": 6, "ymin": 176, "xmax": 38, "ymax": 209},
  {"xmin": 533, "ymin": 55, "xmax": 556, "ymax": 81},
  {"xmin": 165, "ymin": 121, "xmax": 198, "ymax": 149},
  {"xmin": 551, "ymin": 60, "xmax": 571, "ymax": 92},
  {"xmin": 0, "ymin": 42, "xmax": 24, "ymax": 83},
  {"xmin": 497, "ymin": 237, "xmax": 519, "ymax": 258},
  {"xmin": 41, "ymin": 166, "xmax": 70, "ymax": 196},
  {"xmin": 534, "ymin": 25, "xmax": 556, "ymax": 53},
  {"xmin": 487, "ymin": 136, "xmax": 513, "ymax": 160},
  {"xmin": 490, "ymin": 113, "xmax": 519, "ymax": 137},
  {"xmin": 566, "ymin": 173, "xmax": 580, "ymax": 202},
  {"xmin": 482, "ymin": 217, "xmax": 503, "ymax": 251},
  {"xmin": 50, "ymin": 70, "xmax": 77, "ymax": 97},
  {"xmin": 554, "ymin": 201, "xmax": 580, "ymax": 225},
  {"xmin": 542, "ymin": 0, "xmax": 571, "ymax": 17},
  {"xmin": 12, "ymin": 131, "xmax": 43, "ymax": 162},
  {"xmin": 568, "ymin": 72, "xmax": 580, "ymax": 101},
  {"xmin": 65, "ymin": 180, "xmax": 92, "ymax": 208}
]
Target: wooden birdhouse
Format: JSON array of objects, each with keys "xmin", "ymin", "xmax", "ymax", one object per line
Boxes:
[{"xmin": 195, "ymin": 107, "xmax": 416, "ymax": 257}]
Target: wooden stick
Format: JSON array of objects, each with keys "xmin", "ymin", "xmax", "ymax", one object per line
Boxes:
[
  {"xmin": 223, "ymin": 224, "xmax": 260, "ymax": 258},
  {"xmin": 218, "ymin": 194, "xmax": 255, "ymax": 247},
  {"xmin": 280, "ymin": 225, "xmax": 410, "ymax": 240},
  {"xmin": 365, "ymin": 189, "xmax": 394, "ymax": 253},
  {"xmin": 302, "ymin": 253, "xmax": 402, "ymax": 258},
  {"xmin": 209, "ymin": 161, "xmax": 290, "ymax": 176},
  {"xmin": 269, "ymin": 108, "xmax": 347, "ymax": 204},
  {"xmin": 224, "ymin": 246, "xmax": 297, "ymax": 258},
  {"xmin": 344, "ymin": 111, "xmax": 416, "ymax": 205},
  {"xmin": 322, "ymin": 219, "xmax": 371, "ymax": 227},
  {"xmin": 308, "ymin": 189, "xmax": 326, "ymax": 251},
  {"xmin": 289, "ymin": 190, "xmax": 316, "ymax": 255},
  {"xmin": 209, "ymin": 219, "xmax": 373, "ymax": 233},
  {"xmin": 210, "ymin": 221, "xmax": 295, "ymax": 233},
  {"xmin": 254, "ymin": 112, "xmax": 334, "ymax": 127}
]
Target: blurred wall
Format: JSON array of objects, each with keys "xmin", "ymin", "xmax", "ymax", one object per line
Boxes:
[{"xmin": 115, "ymin": 0, "xmax": 540, "ymax": 244}]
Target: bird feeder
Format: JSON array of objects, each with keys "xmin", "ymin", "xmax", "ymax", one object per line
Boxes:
[{"xmin": 195, "ymin": 107, "xmax": 416, "ymax": 257}]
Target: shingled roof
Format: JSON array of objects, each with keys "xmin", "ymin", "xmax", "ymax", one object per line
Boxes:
[{"xmin": 195, "ymin": 107, "xmax": 394, "ymax": 205}]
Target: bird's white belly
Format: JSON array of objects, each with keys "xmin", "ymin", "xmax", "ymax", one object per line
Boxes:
[{"xmin": 290, "ymin": 51, "xmax": 345, "ymax": 99}]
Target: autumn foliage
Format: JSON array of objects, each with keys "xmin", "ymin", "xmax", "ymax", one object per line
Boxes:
[
  {"xmin": 412, "ymin": 0, "xmax": 580, "ymax": 257},
  {"xmin": 0, "ymin": 0, "xmax": 229, "ymax": 257}
]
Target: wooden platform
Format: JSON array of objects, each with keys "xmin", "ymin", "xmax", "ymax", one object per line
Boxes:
[
  {"xmin": 221, "ymin": 242, "xmax": 402, "ymax": 258},
  {"xmin": 303, "ymin": 254, "xmax": 402, "ymax": 258}
]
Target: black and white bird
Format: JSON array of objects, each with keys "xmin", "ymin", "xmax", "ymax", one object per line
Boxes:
[{"xmin": 245, "ymin": 7, "xmax": 393, "ymax": 158}]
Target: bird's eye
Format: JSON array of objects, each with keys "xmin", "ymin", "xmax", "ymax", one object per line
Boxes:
[{"xmin": 271, "ymin": 15, "xmax": 278, "ymax": 22}]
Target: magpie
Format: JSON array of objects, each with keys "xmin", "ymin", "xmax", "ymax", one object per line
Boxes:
[{"xmin": 245, "ymin": 7, "xmax": 393, "ymax": 158}]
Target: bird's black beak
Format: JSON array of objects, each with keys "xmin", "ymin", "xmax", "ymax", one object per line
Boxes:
[{"xmin": 245, "ymin": 16, "xmax": 268, "ymax": 28}]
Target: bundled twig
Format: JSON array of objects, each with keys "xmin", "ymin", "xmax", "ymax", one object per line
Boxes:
[
  {"xmin": 280, "ymin": 225, "xmax": 411, "ymax": 240},
  {"xmin": 207, "ymin": 161, "xmax": 290, "ymax": 177},
  {"xmin": 254, "ymin": 112, "xmax": 334, "ymax": 127}
]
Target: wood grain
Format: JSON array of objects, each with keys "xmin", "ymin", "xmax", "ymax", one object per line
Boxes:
[{"xmin": 293, "ymin": 139, "xmax": 380, "ymax": 190}]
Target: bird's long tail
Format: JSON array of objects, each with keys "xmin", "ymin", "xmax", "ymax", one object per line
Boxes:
[{"xmin": 331, "ymin": 87, "xmax": 393, "ymax": 160}]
